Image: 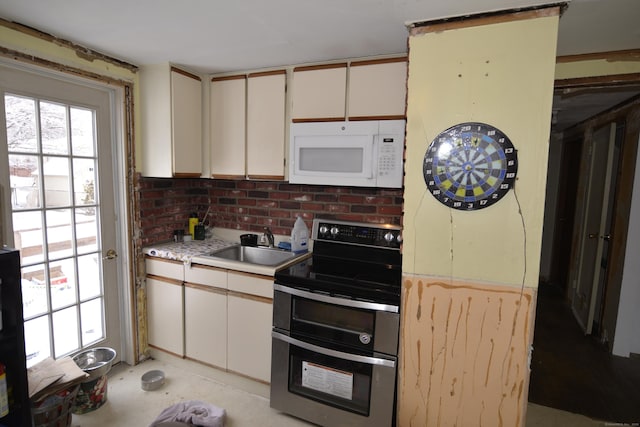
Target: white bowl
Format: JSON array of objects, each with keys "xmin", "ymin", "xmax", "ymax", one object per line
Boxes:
[{"xmin": 141, "ymin": 369, "xmax": 165, "ymax": 391}]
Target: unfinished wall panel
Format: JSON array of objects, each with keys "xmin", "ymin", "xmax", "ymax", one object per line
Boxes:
[{"xmin": 399, "ymin": 276, "xmax": 536, "ymax": 426}]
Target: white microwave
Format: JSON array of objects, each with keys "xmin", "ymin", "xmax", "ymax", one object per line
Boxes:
[{"xmin": 288, "ymin": 120, "xmax": 405, "ymax": 188}]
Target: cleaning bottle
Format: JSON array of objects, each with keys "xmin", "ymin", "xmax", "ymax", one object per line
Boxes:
[
  {"xmin": 188, "ymin": 212, "xmax": 199, "ymax": 239},
  {"xmin": 291, "ymin": 216, "xmax": 309, "ymax": 254}
]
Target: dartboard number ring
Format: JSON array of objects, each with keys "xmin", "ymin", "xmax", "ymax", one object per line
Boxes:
[{"xmin": 423, "ymin": 122, "xmax": 518, "ymax": 211}]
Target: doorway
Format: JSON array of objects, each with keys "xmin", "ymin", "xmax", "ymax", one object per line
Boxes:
[
  {"xmin": 0, "ymin": 62, "xmax": 126, "ymax": 366},
  {"xmin": 530, "ymin": 86, "xmax": 640, "ymax": 421}
]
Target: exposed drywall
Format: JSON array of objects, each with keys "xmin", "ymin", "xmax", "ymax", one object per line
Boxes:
[{"xmin": 399, "ymin": 276, "xmax": 536, "ymax": 426}]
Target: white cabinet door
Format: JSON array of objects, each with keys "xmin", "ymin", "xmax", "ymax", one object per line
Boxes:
[
  {"xmin": 171, "ymin": 69, "xmax": 203, "ymax": 176},
  {"xmin": 185, "ymin": 284, "xmax": 227, "ymax": 368},
  {"xmin": 210, "ymin": 75, "xmax": 246, "ymax": 179},
  {"xmin": 140, "ymin": 64, "xmax": 202, "ymax": 178},
  {"xmin": 147, "ymin": 276, "xmax": 184, "ymax": 356},
  {"xmin": 227, "ymin": 293, "xmax": 273, "ymax": 382},
  {"xmin": 348, "ymin": 58, "xmax": 407, "ymax": 120},
  {"xmin": 247, "ymin": 71, "xmax": 286, "ymax": 179},
  {"xmin": 292, "ymin": 64, "xmax": 347, "ymax": 121}
]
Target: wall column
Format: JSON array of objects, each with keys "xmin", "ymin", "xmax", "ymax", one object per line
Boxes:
[{"xmin": 399, "ymin": 7, "xmax": 561, "ymax": 426}]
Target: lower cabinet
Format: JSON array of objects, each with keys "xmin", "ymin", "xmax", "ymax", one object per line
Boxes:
[
  {"xmin": 227, "ymin": 293, "xmax": 273, "ymax": 382},
  {"xmin": 147, "ymin": 276, "xmax": 184, "ymax": 356},
  {"xmin": 146, "ymin": 258, "xmax": 275, "ymax": 383},
  {"xmin": 184, "ymin": 283, "xmax": 227, "ymax": 368}
]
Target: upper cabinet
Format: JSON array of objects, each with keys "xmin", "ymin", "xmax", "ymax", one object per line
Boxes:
[
  {"xmin": 210, "ymin": 70, "xmax": 286, "ymax": 180},
  {"xmin": 291, "ymin": 57, "xmax": 407, "ymax": 123},
  {"xmin": 210, "ymin": 75, "xmax": 246, "ymax": 179},
  {"xmin": 140, "ymin": 64, "xmax": 203, "ymax": 178},
  {"xmin": 292, "ymin": 63, "xmax": 347, "ymax": 122},
  {"xmin": 247, "ymin": 71, "xmax": 286, "ymax": 180},
  {"xmin": 348, "ymin": 57, "xmax": 407, "ymax": 120}
]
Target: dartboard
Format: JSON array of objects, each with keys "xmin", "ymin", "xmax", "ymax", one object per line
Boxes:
[{"xmin": 423, "ymin": 122, "xmax": 518, "ymax": 211}]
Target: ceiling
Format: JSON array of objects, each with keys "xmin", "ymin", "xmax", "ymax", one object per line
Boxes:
[{"xmin": 1, "ymin": 0, "xmax": 639, "ymax": 131}]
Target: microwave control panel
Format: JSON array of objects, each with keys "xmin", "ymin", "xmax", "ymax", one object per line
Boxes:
[{"xmin": 376, "ymin": 134, "xmax": 404, "ymax": 188}]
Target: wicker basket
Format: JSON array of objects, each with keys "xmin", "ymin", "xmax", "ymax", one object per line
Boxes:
[{"xmin": 31, "ymin": 385, "xmax": 80, "ymax": 427}]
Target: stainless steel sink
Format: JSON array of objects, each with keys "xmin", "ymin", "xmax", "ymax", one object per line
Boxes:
[{"xmin": 206, "ymin": 245, "xmax": 298, "ymax": 266}]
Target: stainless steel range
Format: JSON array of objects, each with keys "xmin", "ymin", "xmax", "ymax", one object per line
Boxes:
[{"xmin": 270, "ymin": 219, "xmax": 402, "ymax": 427}]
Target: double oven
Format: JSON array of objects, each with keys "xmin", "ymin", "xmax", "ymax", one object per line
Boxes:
[{"xmin": 270, "ymin": 219, "xmax": 402, "ymax": 427}]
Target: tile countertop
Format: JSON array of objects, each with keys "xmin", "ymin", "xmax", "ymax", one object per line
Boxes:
[{"xmin": 143, "ymin": 232, "xmax": 311, "ymax": 276}]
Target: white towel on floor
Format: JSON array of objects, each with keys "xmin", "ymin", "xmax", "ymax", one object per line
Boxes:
[{"xmin": 150, "ymin": 400, "xmax": 226, "ymax": 427}]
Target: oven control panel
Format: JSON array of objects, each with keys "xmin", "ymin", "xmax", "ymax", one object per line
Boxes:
[{"xmin": 312, "ymin": 219, "xmax": 402, "ymax": 249}]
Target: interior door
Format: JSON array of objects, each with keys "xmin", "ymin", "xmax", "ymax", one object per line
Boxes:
[
  {"xmin": 571, "ymin": 123, "xmax": 617, "ymax": 334},
  {"xmin": 0, "ymin": 63, "xmax": 122, "ymax": 366}
]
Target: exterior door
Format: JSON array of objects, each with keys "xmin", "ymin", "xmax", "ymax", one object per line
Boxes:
[
  {"xmin": 571, "ymin": 122, "xmax": 617, "ymax": 334},
  {"xmin": 0, "ymin": 63, "xmax": 122, "ymax": 366}
]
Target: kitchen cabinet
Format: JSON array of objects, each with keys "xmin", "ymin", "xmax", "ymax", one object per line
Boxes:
[
  {"xmin": 140, "ymin": 64, "xmax": 203, "ymax": 178},
  {"xmin": 146, "ymin": 276, "xmax": 184, "ymax": 356},
  {"xmin": 246, "ymin": 71, "xmax": 286, "ymax": 180},
  {"xmin": 292, "ymin": 63, "xmax": 347, "ymax": 122},
  {"xmin": 347, "ymin": 57, "xmax": 407, "ymax": 120},
  {"xmin": 210, "ymin": 75, "xmax": 246, "ymax": 179},
  {"xmin": 227, "ymin": 272, "xmax": 273, "ymax": 382},
  {"xmin": 184, "ymin": 265, "xmax": 227, "ymax": 368},
  {"xmin": 210, "ymin": 70, "xmax": 286, "ymax": 180},
  {"xmin": 146, "ymin": 258, "xmax": 184, "ymax": 356},
  {"xmin": 291, "ymin": 58, "xmax": 407, "ymax": 122}
]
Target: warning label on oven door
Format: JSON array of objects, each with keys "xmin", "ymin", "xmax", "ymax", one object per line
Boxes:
[{"xmin": 302, "ymin": 361, "xmax": 354, "ymax": 400}]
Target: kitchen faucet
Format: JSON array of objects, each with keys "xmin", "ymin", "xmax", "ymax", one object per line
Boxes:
[{"xmin": 263, "ymin": 227, "xmax": 275, "ymax": 248}]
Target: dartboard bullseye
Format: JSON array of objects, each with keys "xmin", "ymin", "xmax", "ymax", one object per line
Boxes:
[{"xmin": 423, "ymin": 122, "xmax": 518, "ymax": 211}]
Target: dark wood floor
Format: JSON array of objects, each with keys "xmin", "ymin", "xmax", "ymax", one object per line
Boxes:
[{"xmin": 528, "ymin": 282, "xmax": 640, "ymax": 423}]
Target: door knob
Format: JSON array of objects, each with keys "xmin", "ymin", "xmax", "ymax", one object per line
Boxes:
[
  {"xmin": 103, "ymin": 249, "xmax": 118, "ymax": 260},
  {"xmin": 588, "ymin": 233, "xmax": 598, "ymax": 239},
  {"xmin": 602, "ymin": 234, "xmax": 611, "ymax": 241}
]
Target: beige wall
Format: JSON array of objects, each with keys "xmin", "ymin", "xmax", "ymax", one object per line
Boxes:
[
  {"xmin": 400, "ymin": 8, "xmax": 560, "ymax": 426},
  {"xmin": 402, "ymin": 11, "xmax": 559, "ymax": 287}
]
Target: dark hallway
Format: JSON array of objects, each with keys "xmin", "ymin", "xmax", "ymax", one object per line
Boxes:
[{"xmin": 528, "ymin": 282, "xmax": 640, "ymax": 424}]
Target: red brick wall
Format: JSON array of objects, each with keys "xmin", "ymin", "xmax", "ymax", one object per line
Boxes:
[{"xmin": 138, "ymin": 177, "xmax": 403, "ymax": 246}]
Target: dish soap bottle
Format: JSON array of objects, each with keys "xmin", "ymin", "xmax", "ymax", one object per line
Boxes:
[{"xmin": 291, "ymin": 216, "xmax": 309, "ymax": 254}]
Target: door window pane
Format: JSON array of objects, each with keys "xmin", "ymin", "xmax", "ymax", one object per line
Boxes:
[
  {"xmin": 4, "ymin": 95, "xmax": 37, "ymax": 153},
  {"xmin": 8, "ymin": 154, "xmax": 41, "ymax": 209},
  {"xmin": 76, "ymin": 209, "xmax": 98, "ymax": 255},
  {"xmin": 50, "ymin": 258, "xmax": 77, "ymax": 310},
  {"xmin": 21, "ymin": 263, "xmax": 49, "ymax": 318},
  {"xmin": 73, "ymin": 158, "xmax": 97, "ymax": 206},
  {"xmin": 13, "ymin": 210, "xmax": 45, "ymax": 264},
  {"xmin": 40, "ymin": 101, "xmax": 68, "ymax": 155},
  {"xmin": 78, "ymin": 253, "xmax": 101, "ymax": 300},
  {"xmin": 53, "ymin": 306, "xmax": 79, "ymax": 358},
  {"xmin": 70, "ymin": 107, "xmax": 95, "ymax": 157},
  {"xmin": 43, "ymin": 156, "xmax": 71, "ymax": 207},
  {"xmin": 24, "ymin": 316, "xmax": 51, "ymax": 368},
  {"xmin": 46, "ymin": 209, "xmax": 74, "ymax": 260},
  {"xmin": 81, "ymin": 298, "xmax": 104, "ymax": 346}
]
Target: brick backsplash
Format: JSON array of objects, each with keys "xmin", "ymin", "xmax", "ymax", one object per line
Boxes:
[{"xmin": 139, "ymin": 177, "xmax": 403, "ymax": 246}]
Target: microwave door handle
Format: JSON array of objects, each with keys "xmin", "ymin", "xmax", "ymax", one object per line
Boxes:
[{"xmin": 272, "ymin": 331, "xmax": 396, "ymax": 368}]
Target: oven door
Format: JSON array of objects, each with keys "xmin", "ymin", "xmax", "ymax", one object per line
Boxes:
[
  {"xmin": 271, "ymin": 331, "xmax": 397, "ymax": 427},
  {"xmin": 273, "ymin": 284, "xmax": 399, "ymax": 355}
]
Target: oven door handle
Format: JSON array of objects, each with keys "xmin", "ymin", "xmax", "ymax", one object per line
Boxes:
[
  {"xmin": 272, "ymin": 331, "xmax": 396, "ymax": 368},
  {"xmin": 274, "ymin": 283, "xmax": 399, "ymax": 313}
]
